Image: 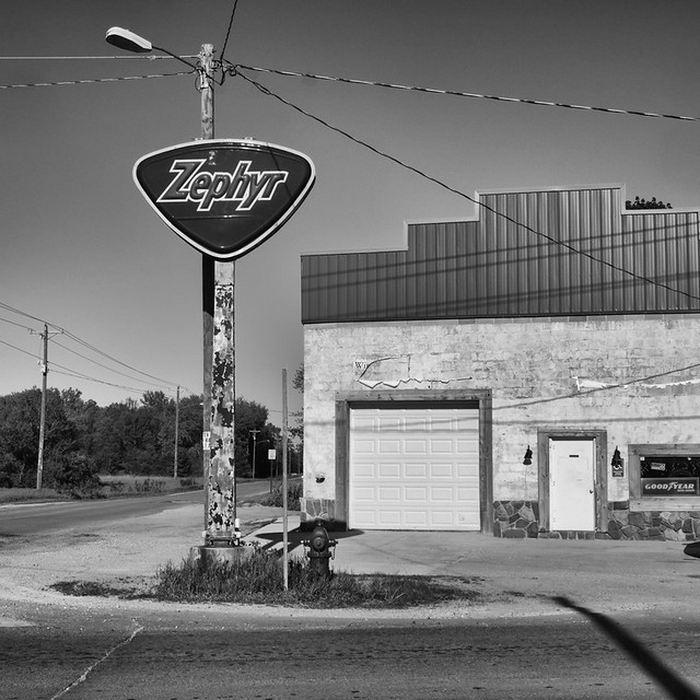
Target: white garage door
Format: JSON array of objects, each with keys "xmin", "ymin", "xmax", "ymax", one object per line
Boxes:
[{"xmin": 349, "ymin": 406, "xmax": 480, "ymax": 531}]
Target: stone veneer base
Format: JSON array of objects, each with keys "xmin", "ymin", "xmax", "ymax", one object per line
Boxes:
[{"xmin": 494, "ymin": 500, "xmax": 700, "ymax": 541}]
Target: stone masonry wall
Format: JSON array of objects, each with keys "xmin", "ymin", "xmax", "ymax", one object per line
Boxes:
[{"xmin": 303, "ymin": 314, "xmax": 700, "ymax": 527}]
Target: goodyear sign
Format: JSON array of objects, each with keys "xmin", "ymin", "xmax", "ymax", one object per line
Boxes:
[{"xmin": 641, "ymin": 477, "xmax": 699, "ymax": 496}]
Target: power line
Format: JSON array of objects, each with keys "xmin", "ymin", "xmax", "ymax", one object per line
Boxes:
[
  {"xmin": 0, "ymin": 55, "xmax": 198, "ymax": 61},
  {"xmin": 52, "ymin": 339, "xmax": 181, "ymax": 392},
  {"xmin": 0, "ymin": 338, "xmax": 40, "ymax": 360},
  {"xmin": 0, "ymin": 299, "xmax": 181, "ymax": 389},
  {"xmin": 0, "ymin": 71, "xmax": 192, "ymax": 90},
  {"xmin": 235, "ymin": 70, "xmax": 700, "ymax": 306},
  {"xmin": 0, "ymin": 335, "xmax": 178, "ymax": 396},
  {"xmin": 220, "ymin": 0, "xmax": 240, "ymax": 62},
  {"xmin": 235, "ymin": 64, "xmax": 700, "ymax": 124},
  {"xmin": 0, "ymin": 315, "xmax": 36, "ymax": 332},
  {"xmin": 59, "ymin": 329, "xmax": 181, "ymax": 389},
  {"xmin": 51, "ymin": 368, "xmax": 172, "ymax": 396}
]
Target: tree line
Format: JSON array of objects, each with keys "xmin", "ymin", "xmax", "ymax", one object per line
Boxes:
[{"xmin": 0, "ymin": 387, "xmax": 296, "ymax": 490}]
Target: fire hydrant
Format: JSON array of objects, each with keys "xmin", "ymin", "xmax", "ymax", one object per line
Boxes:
[{"xmin": 302, "ymin": 521, "xmax": 337, "ymax": 580}]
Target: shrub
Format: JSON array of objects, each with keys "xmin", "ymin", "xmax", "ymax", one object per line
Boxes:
[
  {"xmin": 259, "ymin": 481, "xmax": 303, "ymax": 509},
  {"xmin": 153, "ymin": 549, "xmax": 479, "ymax": 608},
  {"xmin": 53, "ymin": 455, "xmax": 103, "ymax": 499}
]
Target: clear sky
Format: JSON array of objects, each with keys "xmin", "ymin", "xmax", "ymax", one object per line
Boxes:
[{"xmin": 1, "ymin": 1, "xmax": 699, "ymax": 419}]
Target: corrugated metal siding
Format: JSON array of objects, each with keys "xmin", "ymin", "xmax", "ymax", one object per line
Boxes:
[{"xmin": 301, "ymin": 186, "xmax": 700, "ymax": 323}]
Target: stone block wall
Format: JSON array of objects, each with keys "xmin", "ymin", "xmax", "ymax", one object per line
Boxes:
[
  {"xmin": 303, "ymin": 314, "xmax": 700, "ymax": 529},
  {"xmin": 493, "ymin": 500, "xmax": 540, "ymax": 538},
  {"xmin": 492, "ymin": 499, "xmax": 700, "ymax": 541},
  {"xmin": 606, "ymin": 503, "xmax": 700, "ymax": 541}
]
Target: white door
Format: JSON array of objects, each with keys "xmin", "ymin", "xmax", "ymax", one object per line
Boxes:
[
  {"xmin": 549, "ymin": 439, "xmax": 596, "ymax": 530},
  {"xmin": 349, "ymin": 406, "xmax": 480, "ymax": 531}
]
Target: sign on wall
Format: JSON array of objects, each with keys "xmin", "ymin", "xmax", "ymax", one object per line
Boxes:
[
  {"xmin": 134, "ymin": 139, "xmax": 315, "ymax": 259},
  {"xmin": 641, "ymin": 477, "xmax": 699, "ymax": 496}
]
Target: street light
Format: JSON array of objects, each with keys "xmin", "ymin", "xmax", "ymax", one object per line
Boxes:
[
  {"xmin": 105, "ymin": 27, "xmax": 198, "ymax": 71},
  {"xmin": 106, "ymin": 26, "xmax": 236, "ymax": 550}
]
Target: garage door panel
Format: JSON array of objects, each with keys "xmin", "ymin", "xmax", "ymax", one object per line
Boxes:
[
  {"xmin": 456, "ymin": 439, "xmax": 479, "ymax": 454},
  {"xmin": 405, "ymin": 463, "xmax": 428, "ymax": 478},
  {"xmin": 353, "ymin": 440, "xmax": 376, "ymax": 454},
  {"xmin": 350, "ymin": 406, "xmax": 480, "ymax": 531},
  {"xmin": 378, "ymin": 463, "xmax": 401, "ymax": 478},
  {"xmin": 405, "ymin": 440, "xmax": 428, "ymax": 454},
  {"xmin": 378, "ymin": 487, "xmax": 402, "ymax": 501},
  {"xmin": 430, "ymin": 487, "xmax": 455, "ymax": 501},
  {"xmin": 379, "ymin": 440, "xmax": 401, "ymax": 454},
  {"xmin": 378, "ymin": 511, "xmax": 402, "ymax": 527},
  {"xmin": 430, "ymin": 463, "xmax": 455, "ymax": 478},
  {"xmin": 405, "ymin": 486, "xmax": 428, "ymax": 501},
  {"xmin": 457, "ymin": 485, "xmax": 480, "ymax": 501},
  {"xmin": 430, "ymin": 439, "xmax": 454, "ymax": 453},
  {"xmin": 353, "ymin": 486, "xmax": 377, "ymax": 501},
  {"xmin": 405, "ymin": 512, "xmax": 428, "ymax": 527},
  {"xmin": 353, "ymin": 463, "xmax": 376, "ymax": 479}
]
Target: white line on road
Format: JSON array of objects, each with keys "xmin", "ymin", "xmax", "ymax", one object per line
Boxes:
[{"xmin": 50, "ymin": 622, "xmax": 144, "ymax": 699}]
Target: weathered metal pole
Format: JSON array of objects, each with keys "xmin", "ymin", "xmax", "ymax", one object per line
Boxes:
[
  {"xmin": 282, "ymin": 368, "xmax": 289, "ymax": 589},
  {"xmin": 199, "ymin": 43, "xmax": 238, "ymax": 545}
]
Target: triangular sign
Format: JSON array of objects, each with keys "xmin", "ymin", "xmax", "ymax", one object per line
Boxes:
[{"xmin": 134, "ymin": 139, "xmax": 315, "ymax": 260}]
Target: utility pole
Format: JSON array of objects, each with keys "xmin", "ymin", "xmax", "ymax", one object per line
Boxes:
[
  {"xmin": 173, "ymin": 385, "xmax": 180, "ymax": 478},
  {"xmin": 249, "ymin": 429, "xmax": 260, "ymax": 479},
  {"xmin": 36, "ymin": 324, "xmax": 49, "ymax": 490},
  {"xmin": 199, "ymin": 42, "xmax": 239, "ymax": 546}
]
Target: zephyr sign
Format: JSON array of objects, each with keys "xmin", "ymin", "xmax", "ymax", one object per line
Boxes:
[{"xmin": 134, "ymin": 139, "xmax": 315, "ymax": 259}]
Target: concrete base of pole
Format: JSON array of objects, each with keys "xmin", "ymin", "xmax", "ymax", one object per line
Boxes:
[{"xmin": 189, "ymin": 545, "xmax": 254, "ymax": 570}]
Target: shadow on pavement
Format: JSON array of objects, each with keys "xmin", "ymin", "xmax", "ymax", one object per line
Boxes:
[{"xmin": 554, "ymin": 596, "xmax": 700, "ymax": 700}]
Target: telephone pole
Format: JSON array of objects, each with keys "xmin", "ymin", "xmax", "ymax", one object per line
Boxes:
[
  {"xmin": 36, "ymin": 324, "xmax": 49, "ymax": 490},
  {"xmin": 249, "ymin": 429, "xmax": 260, "ymax": 479},
  {"xmin": 33, "ymin": 323, "xmax": 61, "ymax": 489},
  {"xmin": 173, "ymin": 385, "xmax": 180, "ymax": 478}
]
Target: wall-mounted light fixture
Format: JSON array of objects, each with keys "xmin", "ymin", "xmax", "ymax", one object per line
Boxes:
[
  {"xmin": 523, "ymin": 446, "xmax": 533, "ymax": 465},
  {"xmin": 611, "ymin": 447, "xmax": 623, "ymax": 468}
]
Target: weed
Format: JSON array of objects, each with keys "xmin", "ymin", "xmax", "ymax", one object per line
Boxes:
[
  {"xmin": 259, "ymin": 482, "xmax": 303, "ymax": 510},
  {"xmin": 152, "ymin": 549, "xmax": 481, "ymax": 608}
]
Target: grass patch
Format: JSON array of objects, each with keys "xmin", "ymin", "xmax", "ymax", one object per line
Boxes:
[
  {"xmin": 0, "ymin": 487, "xmax": 68, "ymax": 504},
  {"xmin": 152, "ymin": 549, "xmax": 483, "ymax": 608},
  {"xmin": 257, "ymin": 481, "xmax": 303, "ymax": 509},
  {"xmin": 50, "ymin": 576, "xmax": 153, "ymax": 599},
  {"xmin": 50, "ymin": 552, "xmax": 487, "ymax": 608}
]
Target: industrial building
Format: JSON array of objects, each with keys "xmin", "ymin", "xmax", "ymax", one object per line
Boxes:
[{"xmin": 300, "ymin": 183, "xmax": 700, "ymax": 540}]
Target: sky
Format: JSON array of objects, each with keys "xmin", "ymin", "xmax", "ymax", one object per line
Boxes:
[{"xmin": 1, "ymin": 0, "xmax": 699, "ymax": 420}]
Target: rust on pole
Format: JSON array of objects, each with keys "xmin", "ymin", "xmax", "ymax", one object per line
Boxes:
[{"xmin": 199, "ymin": 42, "xmax": 239, "ymax": 545}]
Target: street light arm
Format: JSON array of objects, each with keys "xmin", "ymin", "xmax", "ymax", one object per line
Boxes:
[
  {"xmin": 152, "ymin": 45, "xmax": 199, "ymax": 73},
  {"xmin": 105, "ymin": 26, "xmax": 198, "ymax": 72}
]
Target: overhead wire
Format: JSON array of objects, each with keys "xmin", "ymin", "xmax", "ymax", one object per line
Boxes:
[
  {"xmin": 234, "ymin": 69, "xmax": 700, "ymax": 306},
  {"xmin": 220, "ymin": 0, "xmax": 240, "ymax": 63},
  {"xmin": 0, "ymin": 300, "xmax": 182, "ymax": 392},
  {"xmin": 0, "ymin": 71, "xmax": 192, "ymax": 90},
  {"xmin": 235, "ymin": 65, "xmax": 700, "ymax": 123},
  {"xmin": 0, "ymin": 54, "xmax": 198, "ymax": 61},
  {"xmin": 52, "ymin": 339, "xmax": 182, "ymax": 392}
]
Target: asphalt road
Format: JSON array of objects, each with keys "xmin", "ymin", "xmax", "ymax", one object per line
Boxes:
[
  {"xmin": 0, "ymin": 480, "xmax": 272, "ymax": 536},
  {"xmin": 3, "ymin": 612, "xmax": 700, "ymax": 699}
]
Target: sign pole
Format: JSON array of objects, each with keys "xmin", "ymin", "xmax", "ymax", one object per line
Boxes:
[
  {"xmin": 282, "ymin": 368, "xmax": 289, "ymax": 590},
  {"xmin": 130, "ymin": 48, "xmax": 314, "ymax": 553},
  {"xmin": 199, "ymin": 43, "xmax": 238, "ymax": 546}
]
